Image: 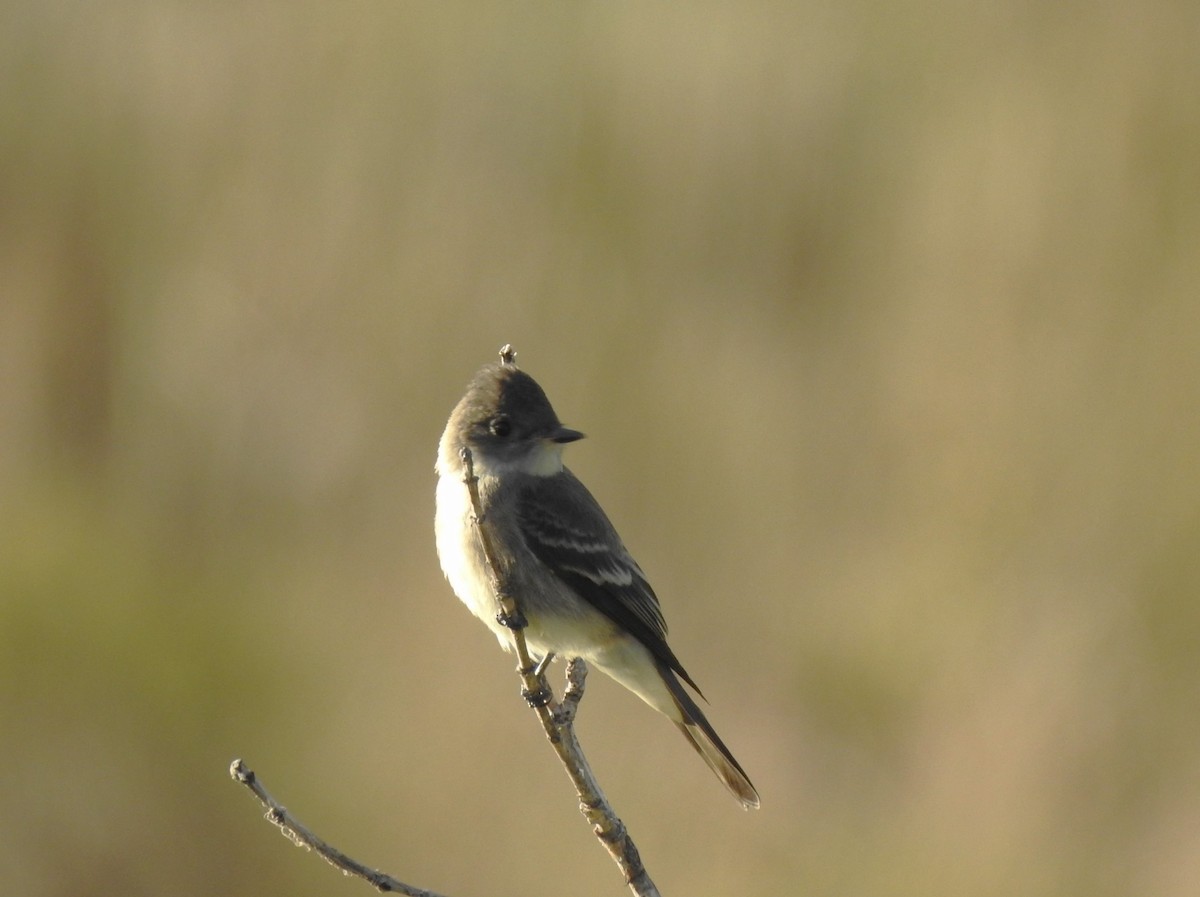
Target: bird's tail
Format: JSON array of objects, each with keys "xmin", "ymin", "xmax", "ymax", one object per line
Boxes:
[{"xmin": 661, "ymin": 662, "xmax": 760, "ymax": 810}]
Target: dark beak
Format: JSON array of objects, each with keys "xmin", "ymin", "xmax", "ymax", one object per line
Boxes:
[{"xmin": 550, "ymin": 425, "xmax": 585, "ymax": 444}]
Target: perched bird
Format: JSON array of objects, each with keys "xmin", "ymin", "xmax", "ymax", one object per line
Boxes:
[{"xmin": 435, "ymin": 348, "xmax": 759, "ymax": 809}]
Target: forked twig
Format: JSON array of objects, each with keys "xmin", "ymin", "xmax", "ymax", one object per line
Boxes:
[
  {"xmin": 460, "ymin": 445, "xmax": 659, "ymax": 897},
  {"xmin": 230, "ymin": 404, "xmax": 660, "ymax": 895}
]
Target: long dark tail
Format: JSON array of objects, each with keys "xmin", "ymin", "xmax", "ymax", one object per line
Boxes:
[{"xmin": 660, "ymin": 661, "xmax": 760, "ymax": 809}]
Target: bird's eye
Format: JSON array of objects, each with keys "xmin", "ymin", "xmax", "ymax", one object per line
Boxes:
[{"xmin": 488, "ymin": 415, "xmax": 511, "ymax": 438}]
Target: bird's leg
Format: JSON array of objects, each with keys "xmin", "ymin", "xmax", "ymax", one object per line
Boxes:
[
  {"xmin": 533, "ymin": 652, "xmax": 556, "ymax": 678},
  {"xmin": 519, "ymin": 652, "xmax": 556, "ymax": 708}
]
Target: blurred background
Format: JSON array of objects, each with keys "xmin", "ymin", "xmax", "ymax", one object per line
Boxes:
[{"xmin": 2, "ymin": 3, "xmax": 1198, "ymax": 896}]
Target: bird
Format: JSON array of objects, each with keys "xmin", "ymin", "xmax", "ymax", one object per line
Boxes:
[{"xmin": 434, "ymin": 347, "xmax": 759, "ymax": 809}]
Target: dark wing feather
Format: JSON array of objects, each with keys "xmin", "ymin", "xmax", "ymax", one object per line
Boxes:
[{"xmin": 516, "ymin": 469, "xmax": 702, "ymax": 694}]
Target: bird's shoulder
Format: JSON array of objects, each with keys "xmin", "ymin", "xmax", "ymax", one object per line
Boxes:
[{"xmin": 512, "ymin": 467, "xmax": 618, "ymax": 540}]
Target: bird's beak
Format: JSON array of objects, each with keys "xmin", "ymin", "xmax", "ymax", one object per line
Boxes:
[{"xmin": 550, "ymin": 425, "xmax": 585, "ymax": 444}]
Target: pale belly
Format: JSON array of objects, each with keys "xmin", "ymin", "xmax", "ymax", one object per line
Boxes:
[{"xmin": 435, "ymin": 474, "xmax": 623, "ymax": 659}]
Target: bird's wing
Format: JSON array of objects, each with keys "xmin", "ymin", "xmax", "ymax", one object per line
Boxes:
[{"xmin": 515, "ymin": 469, "xmax": 701, "ymax": 694}]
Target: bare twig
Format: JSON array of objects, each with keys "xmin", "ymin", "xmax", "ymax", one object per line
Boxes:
[
  {"xmin": 230, "ymin": 345, "xmax": 660, "ymax": 895},
  {"xmin": 228, "ymin": 759, "xmax": 446, "ymax": 897},
  {"xmin": 460, "ymin": 446, "xmax": 661, "ymax": 897}
]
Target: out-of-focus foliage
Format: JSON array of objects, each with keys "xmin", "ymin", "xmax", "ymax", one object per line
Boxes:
[{"xmin": 2, "ymin": 4, "xmax": 1198, "ymax": 896}]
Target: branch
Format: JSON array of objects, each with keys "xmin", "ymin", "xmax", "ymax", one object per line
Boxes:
[
  {"xmin": 229, "ymin": 403, "xmax": 660, "ymax": 894},
  {"xmin": 228, "ymin": 759, "xmax": 445, "ymax": 897},
  {"xmin": 460, "ymin": 446, "xmax": 661, "ymax": 897}
]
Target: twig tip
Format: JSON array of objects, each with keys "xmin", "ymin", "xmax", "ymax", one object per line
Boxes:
[{"xmin": 230, "ymin": 758, "xmax": 253, "ymax": 784}]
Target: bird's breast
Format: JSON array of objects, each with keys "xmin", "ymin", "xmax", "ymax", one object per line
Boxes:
[
  {"xmin": 434, "ymin": 473, "xmax": 504, "ymax": 633},
  {"xmin": 435, "ymin": 472, "xmax": 623, "ymax": 659}
]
